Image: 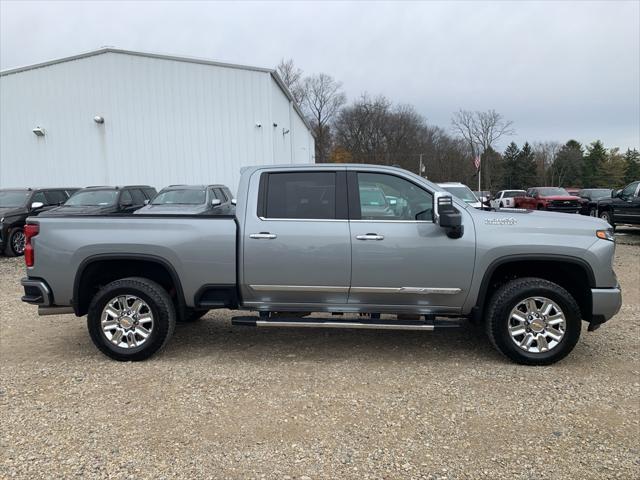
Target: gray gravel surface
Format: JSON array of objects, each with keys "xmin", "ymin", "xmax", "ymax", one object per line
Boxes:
[{"xmin": 1, "ymin": 241, "xmax": 639, "ymax": 479}]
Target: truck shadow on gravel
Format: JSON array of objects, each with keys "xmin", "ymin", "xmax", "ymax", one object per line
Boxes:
[{"xmin": 158, "ymin": 317, "xmax": 591, "ymax": 365}]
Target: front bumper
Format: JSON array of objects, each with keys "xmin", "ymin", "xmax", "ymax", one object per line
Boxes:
[{"xmin": 589, "ymin": 287, "xmax": 622, "ymax": 331}]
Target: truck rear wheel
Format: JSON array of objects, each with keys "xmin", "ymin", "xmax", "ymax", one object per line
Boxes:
[
  {"xmin": 87, "ymin": 277, "xmax": 176, "ymax": 361},
  {"xmin": 485, "ymin": 278, "xmax": 581, "ymax": 365},
  {"xmin": 6, "ymin": 227, "xmax": 26, "ymax": 257}
]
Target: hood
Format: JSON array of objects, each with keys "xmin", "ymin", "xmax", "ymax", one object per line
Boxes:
[
  {"xmin": 0, "ymin": 206, "xmax": 27, "ymax": 219},
  {"xmin": 134, "ymin": 204, "xmax": 210, "ymax": 215},
  {"xmin": 39, "ymin": 205, "xmax": 117, "ymax": 216},
  {"xmin": 540, "ymin": 195, "xmax": 582, "ymax": 201},
  {"xmin": 473, "ymin": 207, "xmax": 610, "ymax": 232}
]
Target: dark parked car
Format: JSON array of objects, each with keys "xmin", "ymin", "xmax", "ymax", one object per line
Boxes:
[
  {"xmin": 134, "ymin": 184, "xmax": 235, "ymax": 215},
  {"xmin": 577, "ymin": 188, "xmax": 613, "ymax": 216},
  {"xmin": 41, "ymin": 185, "xmax": 157, "ymax": 217},
  {"xmin": 596, "ymin": 181, "xmax": 640, "ymax": 228},
  {"xmin": 0, "ymin": 187, "xmax": 77, "ymax": 256}
]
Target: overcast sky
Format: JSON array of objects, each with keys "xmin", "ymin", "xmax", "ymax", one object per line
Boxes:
[{"xmin": 2, "ymin": 0, "xmax": 639, "ymax": 151}]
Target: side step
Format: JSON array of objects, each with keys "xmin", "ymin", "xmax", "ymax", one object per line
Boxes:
[{"xmin": 231, "ymin": 316, "xmax": 463, "ymax": 331}]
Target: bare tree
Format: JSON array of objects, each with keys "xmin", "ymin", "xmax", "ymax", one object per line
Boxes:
[
  {"xmin": 303, "ymin": 73, "xmax": 346, "ymax": 162},
  {"xmin": 276, "ymin": 58, "xmax": 305, "ymax": 105},
  {"xmin": 451, "ymin": 109, "xmax": 515, "ymax": 189},
  {"xmin": 533, "ymin": 141, "xmax": 561, "ymax": 185}
]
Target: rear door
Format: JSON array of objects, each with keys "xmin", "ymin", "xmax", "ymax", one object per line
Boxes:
[
  {"xmin": 347, "ymin": 170, "xmax": 475, "ymax": 312},
  {"xmin": 241, "ymin": 169, "xmax": 351, "ymax": 307}
]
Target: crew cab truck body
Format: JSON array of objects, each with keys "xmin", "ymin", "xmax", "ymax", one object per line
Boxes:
[
  {"xmin": 21, "ymin": 165, "xmax": 622, "ymax": 365},
  {"xmin": 514, "ymin": 187, "xmax": 583, "ymax": 213}
]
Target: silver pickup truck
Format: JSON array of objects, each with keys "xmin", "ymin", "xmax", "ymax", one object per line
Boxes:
[{"xmin": 20, "ymin": 164, "xmax": 622, "ymax": 365}]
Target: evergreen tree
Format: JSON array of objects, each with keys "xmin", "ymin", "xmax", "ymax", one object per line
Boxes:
[
  {"xmin": 583, "ymin": 140, "xmax": 607, "ymax": 187},
  {"xmin": 551, "ymin": 140, "xmax": 584, "ymax": 187},
  {"xmin": 598, "ymin": 148, "xmax": 626, "ymax": 188},
  {"xmin": 623, "ymin": 148, "xmax": 640, "ymax": 184},
  {"xmin": 502, "ymin": 142, "xmax": 520, "ymax": 189},
  {"xmin": 515, "ymin": 142, "xmax": 537, "ymax": 189}
]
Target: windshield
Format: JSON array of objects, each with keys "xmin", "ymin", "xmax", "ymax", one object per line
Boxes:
[
  {"xmin": 581, "ymin": 189, "xmax": 611, "ymax": 200},
  {"xmin": 359, "ymin": 188, "xmax": 388, "ymax": 207},
  {"xmin": 537, "ymin": 187, "xmax": 569, "ymax": 196},
  {"xmin": 152, "ymin": 189, "xmax": 206, "ymax": 205},
  {"xmin": 65, "ymin": 190, "xmax": 118, "ymax": 206},
  {"xmin": 442, "ymin": 186, "xmax": 478, "ymax": 203},
  {"xmin": 0, "ymin": 190, "xmax": 29, "ymax": 208}
]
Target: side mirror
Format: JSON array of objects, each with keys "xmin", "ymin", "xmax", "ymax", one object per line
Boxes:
[
  {"xmin": 612, "ymin": 189, "xmax": 620, "ymax": 198},
  {"xmin": 211, "ymin": 199, "xmax": 222, "ymax": 207},
  {"xmin": 434, "ymin": 192, "xmax": 463, "ymax": 239},
  {"xmin": 231, "ymin": 198, "xmax": 237, "ymax": 206},
  {"xmin": 143, "ymin": 199, "xmax": 150, "ymax": 205},
  {"xmin": 30, "ymin": 201, "xmax": 44, "ymax": 210}
]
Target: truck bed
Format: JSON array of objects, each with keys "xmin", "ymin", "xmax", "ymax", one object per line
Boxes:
[{"xmin": 26, "ymin": 215, "xmax": 237, "ymax": 309}]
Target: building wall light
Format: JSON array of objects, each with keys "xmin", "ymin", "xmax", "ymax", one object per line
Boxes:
[
  {"xmin": 93, "ymin": 116, "xmax": 104, "ymax": 124},
  {"xmin": 32, "ymin": 127, "xmax": 45, "ymax": 137}
]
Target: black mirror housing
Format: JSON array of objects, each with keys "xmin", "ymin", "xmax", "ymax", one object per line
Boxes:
[{"xmin": 435, "ymin": 195, "xmax": 464, "ymax": 239}]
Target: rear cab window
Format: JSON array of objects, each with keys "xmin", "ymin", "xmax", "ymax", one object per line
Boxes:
[{"xmin": 258, "ymin": 171, "xmax": 346, "ymax": 220}]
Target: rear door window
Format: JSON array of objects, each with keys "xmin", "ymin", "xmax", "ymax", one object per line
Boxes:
[
  {"xmin": 262, "ymin": 172, "xmax": 337, "ymax": 220},
  {"xmin": 44, "ymin": 190, "xmax": 67, "ymax": 205},
  {"xmin": 130, "ymin": 189, "xmax": 146, "ymax": 205}
]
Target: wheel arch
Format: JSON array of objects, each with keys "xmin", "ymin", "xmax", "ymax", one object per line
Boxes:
[
  {"xmin": 474, "ymin": 255, "xmax": 595, "ymax": 323},
  {"xmin": 73, "ymin": 254, "xmax": 185, "ymax": 317}
]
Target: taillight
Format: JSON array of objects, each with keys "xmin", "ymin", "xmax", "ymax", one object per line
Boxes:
[{"xmin": 24, "ymin": 224, "xmax": 39, "ymax": 267}]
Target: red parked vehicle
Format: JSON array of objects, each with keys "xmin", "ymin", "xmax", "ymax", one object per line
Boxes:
[{"xmin": 514, "ymin": 187, "xmax": 583, "ymax": 213}]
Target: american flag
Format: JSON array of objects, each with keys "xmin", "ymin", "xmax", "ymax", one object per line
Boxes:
[{"xmin": 474, "ymin": 155, "xmax": 481, "ymax": 170}]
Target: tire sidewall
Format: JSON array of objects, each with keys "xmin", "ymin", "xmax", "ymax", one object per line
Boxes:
[
  {"xmin": 8, "ymin": 227, "xmax": 25, "ymax": 256},
  {"xmin": 600, "ymin": 210, "xmax": 613, "ymax": 226},
  {"xmin": 491, "ymin": 283, "xmax": 581, "ymax": 364},
  {"xmin": 87, "ymin": 280, "xmax": 174, "ymax": 360}
]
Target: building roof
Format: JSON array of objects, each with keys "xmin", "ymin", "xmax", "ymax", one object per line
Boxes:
[{"xmin": 0, "ymin": 47, "xmax": 312, "ymax": 131}]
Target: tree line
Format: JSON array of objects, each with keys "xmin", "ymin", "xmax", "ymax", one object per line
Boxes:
[{"xmin": 277, "ymin": 59, "xmax": 640, "ymax": 191}]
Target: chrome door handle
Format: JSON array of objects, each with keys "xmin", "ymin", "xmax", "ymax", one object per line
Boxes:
[
  {"xmin": 249, "ymin": 232, "xmax": 277, "ymax": 239},
  {"xmin": 356, "ymin": 233, "xmax": 384, "ymax": 241}
]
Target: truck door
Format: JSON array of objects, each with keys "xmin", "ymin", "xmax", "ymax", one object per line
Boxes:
[
  {"xmin": 614, "ymin": 181, "xmax": 640, "ymax": 223},
  {"xmin": 241, "ymin": 169, "xmax": 351, "ymax": 307},
  {"xmin": 347, "ymin": 171, "xmax": 475, "ymax": 313}
]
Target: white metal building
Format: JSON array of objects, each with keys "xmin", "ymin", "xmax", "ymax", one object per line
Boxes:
[{"xmin": 0, "ymin": 48, "xmax": 314, "ymax": 191}]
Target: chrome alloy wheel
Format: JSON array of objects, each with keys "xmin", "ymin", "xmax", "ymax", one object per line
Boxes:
[
  {"xmin": 508, "ymin": 297, "xmax": 566, "ymax": 353},
  {"xmin": 12, "ymin": 230, "xmax": 26, "ymax": 255},
  {"xmin": 101, "ymin": 295, "xmax": 154, "ymax": 349}
]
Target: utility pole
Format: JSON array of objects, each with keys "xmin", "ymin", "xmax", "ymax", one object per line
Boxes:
[{"xmin": 418, "ymin": 153, "xmax": 424, "ymax": 177}]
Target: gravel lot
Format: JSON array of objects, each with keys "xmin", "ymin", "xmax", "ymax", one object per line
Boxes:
[{"xmin": 1, "ymin": 231, "xmax": 639, "ymax": 479}]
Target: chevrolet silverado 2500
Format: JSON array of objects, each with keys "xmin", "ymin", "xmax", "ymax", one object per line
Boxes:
[{"xmin": 20, "ymin": 165, "xmax": 622, "ymax": 365}]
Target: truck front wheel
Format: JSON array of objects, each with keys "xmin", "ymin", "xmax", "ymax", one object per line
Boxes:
[
  {"xmin": 485, "ymin": 278, "xmax": 581, "ymax": 365},
  {"xmin": 87, "ymin": 277, "xmax": 176, "ymax": 361}
]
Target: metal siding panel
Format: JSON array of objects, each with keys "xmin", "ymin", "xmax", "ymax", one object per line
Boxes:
[{"xmin": 0, "ymin": 51, "xmax": 311, "ymax": 190}]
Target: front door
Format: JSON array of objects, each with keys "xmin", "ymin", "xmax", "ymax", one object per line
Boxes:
[
  {"xmin": 613, "ymin": 181, "xmax": 640, "ymax": 224},
  {"xmin": 242, "ymin": 169, "xmax": 351, "ymax": 308},
  {"xmin": 348, "ymin": 171, "xmax": 475, "ymax": 313}
]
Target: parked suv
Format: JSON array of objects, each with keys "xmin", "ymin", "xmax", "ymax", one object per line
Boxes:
[
  {"xmin": 0, "ymin": 187, "xmax": 77, "ymax": 256},
  {"xmin": 596, "ymin": 181, "xmax": 640, "ymax": 228},
  {"xmin": 490, "ymin": 190, "xmax": 526, "ymax": 209},
  {"xmin": 41, "ymin": 185, "xmax": 157, "ymax": 217},
  {"xmin": 134, "ymin": 184, "xmax": 234, "ymax": 215}
]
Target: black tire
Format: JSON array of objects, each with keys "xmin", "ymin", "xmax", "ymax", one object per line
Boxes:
[
  {"xmin": 485, "ymin": 277, "xmax": 581, "ymax": 365},
  {"xmin": 5, "ymin": 227, "xmax": 26, "ymax": 257},
  {"xmin": 599, "ymin": 209, "xmax": 615, "ymax": 229},
  {"xmin": 87, "ymin": 277, "xmax": 176, "ymax": 361},
  {"xmin": 180, "ymin": 308, "xmax": 209, "ymax": 323},
  {"xmin": 499, "ymin": 202, "xmax": 504, "ymax": 209}
]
